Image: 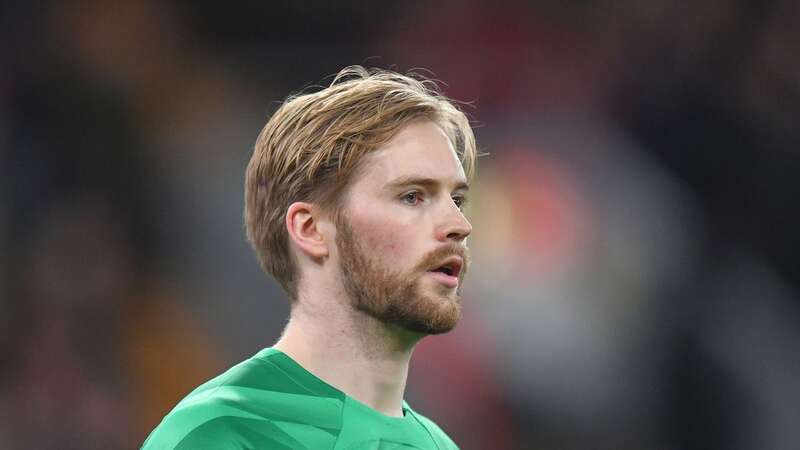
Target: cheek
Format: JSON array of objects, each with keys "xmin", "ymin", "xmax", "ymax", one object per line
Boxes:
[{"xmin": 352, "ymin": 218, "xmax": 416, "ymax": 263}]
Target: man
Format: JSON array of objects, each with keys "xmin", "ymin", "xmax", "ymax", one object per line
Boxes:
[{"xmin": 143, "ymin": 66, "xmax": 477, "ymax": 449}]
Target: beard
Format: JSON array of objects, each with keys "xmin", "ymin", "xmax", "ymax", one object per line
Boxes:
[{"xmin": 335, "ymin": 216, "xmax": 468, "ymax": 335}]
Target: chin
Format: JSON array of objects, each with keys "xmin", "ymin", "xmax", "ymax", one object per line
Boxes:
[{"xmin": 409, "ymin": 295, "xmax": 462, "ymax": 335}]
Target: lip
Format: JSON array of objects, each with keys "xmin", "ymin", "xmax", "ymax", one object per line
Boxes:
[
  {"xmin": 426, "ymin": 270, "xmax": 459, "ymax": 288},
  {"xmin": 426, "ymin": 255, "xmax": 464, "ymax": 288},
  {"xmin": 437, "ymin": 256, "xmax": 463, "ymax": 278}
]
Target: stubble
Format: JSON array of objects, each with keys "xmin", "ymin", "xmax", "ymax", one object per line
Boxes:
[{"xmin": 335, "ymin": 216, "xmax": 468, "ymax": 335}]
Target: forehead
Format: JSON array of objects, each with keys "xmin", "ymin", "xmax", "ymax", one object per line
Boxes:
[{"xmin": 353, "ymin": 121, "xmax": 467, "ymax": 189}]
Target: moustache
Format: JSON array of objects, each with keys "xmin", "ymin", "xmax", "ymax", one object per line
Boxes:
[{"xmin": 413, "ymin": 243, "xmax": 470, "ymax": 277}]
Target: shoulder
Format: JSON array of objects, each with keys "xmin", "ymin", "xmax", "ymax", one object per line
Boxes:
[
  {"xmin": 405, "ymin": 406, "xmax": 460, "ymax": 450},
  {"xmin": 142, "ymin": 349, "xmax": 344, "ymax": 449},
  {"xmin": 140, "ymin": 381, "xmax": 307, "ymax": 450}
]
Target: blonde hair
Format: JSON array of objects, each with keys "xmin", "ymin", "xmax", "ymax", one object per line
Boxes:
[{"xmin": 244, "ymin": 66, "xmax": 477, "ymax": 300}]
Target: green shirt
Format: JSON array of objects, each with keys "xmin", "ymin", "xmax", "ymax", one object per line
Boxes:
[{"xmin": 142, "ymin": 348, "xmax": 459, "ymax": 449}]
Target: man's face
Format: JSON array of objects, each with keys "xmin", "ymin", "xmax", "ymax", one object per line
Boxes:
[{"xmin": 334, "ymin": 121, "xmax": 472, "ymax": 335}]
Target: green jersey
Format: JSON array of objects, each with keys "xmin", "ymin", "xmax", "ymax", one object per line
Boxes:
[{"xmin": 142, "ymin": 348, "xmax": 459, "ymax": 449}]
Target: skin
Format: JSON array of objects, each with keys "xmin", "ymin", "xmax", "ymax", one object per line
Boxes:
[{"xmin": 274, "ymin": 120, "xmax": 472, "ymax": 417}]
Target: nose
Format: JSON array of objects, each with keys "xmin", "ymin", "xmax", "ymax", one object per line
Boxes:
[{"xmin": 435, "ymin": 200, "xmax": 472, "ymax": 242}]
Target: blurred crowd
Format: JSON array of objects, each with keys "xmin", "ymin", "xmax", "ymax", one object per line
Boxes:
[{"xmin": 1, "ymin": 1, "xmax": 799, "ymax": 449}]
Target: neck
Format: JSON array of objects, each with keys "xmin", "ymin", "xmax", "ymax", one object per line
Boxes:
[{"xmin": 274, "ymin": 294, "xmax": 422, "ymax": 417}]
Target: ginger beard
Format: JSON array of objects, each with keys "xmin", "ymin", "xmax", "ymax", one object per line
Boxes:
[{"xmin": 334, "ymin": 216, "xmax": 468, "ymax": 335}]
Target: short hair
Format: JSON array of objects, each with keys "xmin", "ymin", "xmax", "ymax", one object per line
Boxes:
[{"xmin": 244, "ymin": 66, "xmax": 477, "ymax": 300}]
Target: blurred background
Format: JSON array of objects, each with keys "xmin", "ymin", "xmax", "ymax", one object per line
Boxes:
[{"xmin": 2, "ymin": 0, "xmax": 799, "ymax": 449}]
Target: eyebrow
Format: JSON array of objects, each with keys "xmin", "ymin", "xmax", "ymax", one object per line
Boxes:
[{"xmin": 384, "ymin": 176, "xmax": 469, "ymax": 192}]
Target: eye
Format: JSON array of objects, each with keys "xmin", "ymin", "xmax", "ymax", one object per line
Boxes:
[
  {"xmin": 452, "ymin": 194, "xmax": 467, "ymax": 210},
  {"xmin": 402, "ymin": 191, "xmax": 421, "ymax": 205}
]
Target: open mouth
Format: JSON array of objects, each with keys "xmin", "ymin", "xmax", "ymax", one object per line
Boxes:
[
  {"xmin": 428, "ymin": 256, "xmax": 463, "ymax": 281},
  {"xmin": 433, "ymin": 266, "xmax": 455, "ymax": 276}
]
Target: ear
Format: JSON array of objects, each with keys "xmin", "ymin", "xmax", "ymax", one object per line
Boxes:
[{"xmin": 286, "ymin": 202, "xmax": 330, "ymax": 260}]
